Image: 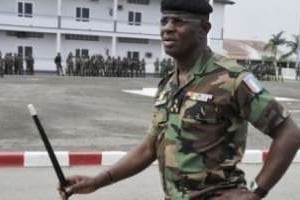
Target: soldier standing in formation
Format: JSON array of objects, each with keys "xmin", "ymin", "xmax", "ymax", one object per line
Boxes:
[
  {"xmin": 277, "ymin": 65, "xmax": 284, "ymax": 82},
  {"xmin": 59, "ymin": 0, "xmax": 300, "ymax": 199},
  {"xmin": 296, "ymin": 64, "xmax": 300, "ymax": 81},
  {"xmin": 54, "ymin": 53, "xmax": 63, "ymax": 76},
  {"xmin": 154, "ymin": 57, "xmax": 160, "ymax": 76},
  {"xmin": 66, "ymin": 52, "xmax": 74, "ymax": 76},
  {"xmin": 25, "ymin": 54, "xmax": 34, "ymax": 75},
  {"xmin": 0, "ymin": 51, "xmax": 3, "ymax": 77}
]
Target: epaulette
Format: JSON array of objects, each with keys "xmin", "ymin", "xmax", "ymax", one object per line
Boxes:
[{"xmin": 214, "ymin": 55, "xmax": 246, "ymax": 78}]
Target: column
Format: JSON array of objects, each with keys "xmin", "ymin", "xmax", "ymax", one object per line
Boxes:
[
  {"xmin": 56, "ymin": 0, "xmax": 62, "ymax": 53},
  {"xmin": 112, "ymin": 36, "xmax": 116, "ymax": 57},
  {"xmin": 56, "ymin": 32, "xmax": 61, "ymax": 53},
  {"xmin": 57, "ymin": 0, "xmax": 62, "ymax": 28}
]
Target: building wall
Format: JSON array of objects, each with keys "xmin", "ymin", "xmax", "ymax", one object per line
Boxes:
[
  {"xmin": 0, "ymin": 0, "xmax": 229, "ymax": 72},
  {"xmin": 62, "ymin": 35, "xmax": 112, "ymax": 58},
  {"xmin": 62, "ymin": 0, "xmax": 113, "ymax": 19},
  {"xmin": 116, "ymin": 0, "xmax": 160, "ymax": 35},
  {"xmin": 0, "ymin": 30, "xmax": 56, "ymax": 71},
  {"xmin": 210, "ymin": 3, "xmax": 225, "ymax": 54}
]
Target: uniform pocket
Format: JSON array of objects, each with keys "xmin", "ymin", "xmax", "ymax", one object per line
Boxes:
[
  {"xmin": 182, "ymin": 99, "xmax": 219, "ymax": 124},
  {"xmin": 180, "ymin": 99, "xmax": 226, "ymax": 168}
]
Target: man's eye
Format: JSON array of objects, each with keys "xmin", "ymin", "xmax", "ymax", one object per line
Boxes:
[
  {"xmin": 160, "ymin": 17, "xmax": 186, "ymax": 26},
  {"xmin": 160, "ymin": 17, "xmax": 169, "ymax": 25}
]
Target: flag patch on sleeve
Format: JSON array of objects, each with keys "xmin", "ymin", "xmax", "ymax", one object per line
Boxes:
[{"xmin": 243, "ymin": 73, "xmax": 263, "ymax": 93}]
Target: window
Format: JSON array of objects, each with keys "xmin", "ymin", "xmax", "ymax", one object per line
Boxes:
[
  {"xmin": 65, "ymin": 34, "xmax": 99, "ymax": 41},
  {"xmin": 18, "ymin": 2, "xmax": 33, "ymax": 17},
  {"xmin": 118, "ymin": 37, "xmax": 148, "ymax": 44},
  {"xmin": 75, "ymin": 49, "xmax": 89, "ymax": 58},
  {"xmin": 7, "ymin": 31, "xmax": 44, "ymax": 38},
  {"xmin": 76, "ymin": 7, "xmax": 90, "ymax": 22},
  {"xmin": 18, "ymin": 46, "xmax": 33, "ymax": 58},
  {"xmin": 128, "ymin": 11, "xmax": 142, "ymax": 25},
  {"xmin": 127, "ymin": 51, "xmax": 139, "ymax": 60},
  {"xmin": 127, "ymin": 0, "xmax": 150, "ymax": 5}
]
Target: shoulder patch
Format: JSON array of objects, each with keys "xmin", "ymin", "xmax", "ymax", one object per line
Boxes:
[{"xmin": 243, "ymin": 73, "xmax": 263, "ymax": 93}]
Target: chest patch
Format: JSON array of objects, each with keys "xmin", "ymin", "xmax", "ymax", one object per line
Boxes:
[{"xmin": 186, "ymin": 91, "xmax": 213, "ymax": 102}]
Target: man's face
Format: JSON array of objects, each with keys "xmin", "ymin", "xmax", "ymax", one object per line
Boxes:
[{"xmin": 160, "ymin": 11, "xmax": 210, "ymax": 58}]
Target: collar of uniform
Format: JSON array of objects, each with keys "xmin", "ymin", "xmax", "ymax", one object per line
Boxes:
[
  {"xmin": 193, "ymin": 48, "xmax": 214, "ymax": 77},
  {"xmin": 171, "ymin": 49, "xmax": 212, "ymax": 85}
]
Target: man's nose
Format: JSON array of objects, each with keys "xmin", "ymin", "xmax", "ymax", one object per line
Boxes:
[{"xmin": 161, "ymin": 20, "xmax": 175, "ymax": 32}]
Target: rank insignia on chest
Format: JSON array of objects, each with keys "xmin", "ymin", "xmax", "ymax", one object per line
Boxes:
[
  {"xmin": 155, "ymin": 90, "xmax": 168, "ymax": 106},
  {"xmin": 186, "ymin": 91, "xmax": 213, "ymax": 102},
  {"xmin": 155, "ymin": 98, "xmax": 167, "ymax": 106},
  {"xmin": 243, "ymin": 73, "xmax": 263, "ymax": 94}
]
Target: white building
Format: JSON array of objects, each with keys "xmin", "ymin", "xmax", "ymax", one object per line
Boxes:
[{"xmin": 0, "ymin": 0, "xmax": 234, "ymax": 73}]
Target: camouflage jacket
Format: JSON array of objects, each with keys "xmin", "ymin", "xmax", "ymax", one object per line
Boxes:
[{"xmin": 148, "ymin": 50, "xmax": 289, "ymax": 200}]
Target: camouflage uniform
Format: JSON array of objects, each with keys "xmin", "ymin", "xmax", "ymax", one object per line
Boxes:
[
  {"xmin": 0, "ymin": 51, "xmax": 3, "ymax": 77},
  {"xmin": 25, "ymin": 55, "xmax": 34, "ymax": 75},
  {"xmin": 296, "ymin": 65, "xmax": 300, "ymax": 81},
  {"xmin": 148, "ymin": 50, "xmax": 289, "ymax": 200}
]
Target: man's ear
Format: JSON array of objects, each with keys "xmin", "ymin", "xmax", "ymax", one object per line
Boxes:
[{"xmin": 201, "ymin": 22, "xmax": 211, "ymax": 34}]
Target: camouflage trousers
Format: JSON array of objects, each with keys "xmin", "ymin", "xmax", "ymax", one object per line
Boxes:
[{"xmin": 164, "ymin": 183, "xmax": 247, "ymax": 200}]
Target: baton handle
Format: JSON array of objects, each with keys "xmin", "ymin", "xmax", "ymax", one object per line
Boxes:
[{"xmin": 27, "ymin": 104, "xmax": 68, "ymax": 187}]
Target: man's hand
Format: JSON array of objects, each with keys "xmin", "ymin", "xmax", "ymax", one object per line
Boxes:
[
  {"xmin": 57, "ymin": 175, "xmax": 98, "ymax": 200},
  {"xmin": 211, "ymin": 188, "xmax": 260, "ymax": 200}
]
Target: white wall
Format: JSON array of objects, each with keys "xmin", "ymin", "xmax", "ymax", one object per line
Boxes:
[
  {"xmin": 62, "ymin": 0, "xmax": 113, "ymax": 19},
  {"xmin": 62, "ymin": 36, "xmax": 112, "ymax": 58},
  {"xmin": 210, "ymin": 3, "xmax": 225, "ymax": 41},
  {"xmin": 116, "ymin": 0, "xmax": 160, "ymax": 35},
  {"xmin": 0, "ymin": 31, "xmax": 56, "ymax": 71}
]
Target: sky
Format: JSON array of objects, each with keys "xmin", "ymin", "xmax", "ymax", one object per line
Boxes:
[{"xmin": 223, "ymin": 0, "xmax": 300, "ymax": 42}]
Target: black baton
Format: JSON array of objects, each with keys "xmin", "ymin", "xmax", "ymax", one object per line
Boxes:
[{"xmin": 27, "ymin": 104, "xmax": 71, "ymax": 197}]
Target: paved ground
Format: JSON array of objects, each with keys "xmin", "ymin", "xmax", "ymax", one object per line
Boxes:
[
  {"xmin": 1, "ymin": 164, "xmax": 300, "ymax": 200},
  {"xmin": 0, "ymin": 75, "xmax": 300, "ymax": 151}
]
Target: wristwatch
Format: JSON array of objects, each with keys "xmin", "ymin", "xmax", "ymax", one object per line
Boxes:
[{"xmin": 248, "ymin": 180, "xmax": 268, "ymax": 199}]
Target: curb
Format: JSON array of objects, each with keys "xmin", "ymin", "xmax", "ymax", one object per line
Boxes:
[{"xmin": 1, "ymin": 150, "xmax": 300, "ymax": 167}]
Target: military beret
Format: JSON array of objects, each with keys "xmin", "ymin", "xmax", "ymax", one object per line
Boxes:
[{"xmin": 161, "ymin": 0, "xmax": 213, "ymax": 15}]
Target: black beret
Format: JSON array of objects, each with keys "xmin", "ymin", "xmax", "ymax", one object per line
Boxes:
[{"xmin": 161, "ymin": 0, "xmax": 213, "ymax": 15}]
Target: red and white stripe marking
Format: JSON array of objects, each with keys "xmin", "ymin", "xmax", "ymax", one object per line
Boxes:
[{"xmin": 1, "ymin": 150, "xmax": 300, "ymax": 167}]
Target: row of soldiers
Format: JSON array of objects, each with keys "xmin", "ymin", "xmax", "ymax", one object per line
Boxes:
[
  {"xmin": 248, "ymin": 63, "xmax": 300, "ymax": 81},
  {"xmin": 154, "ymin": 58, "xmax": 175, "ymax": 77},
  {"xmin": 62, "ymin": 53, "xmax": 146, "ymax": 77},
  {"xmin": 247, "ymin": 63, "xmax": 284, "ymax": 81},
  {"xmin": 0, "ymin": 51, "xmax": 35, "ymax": 77}
]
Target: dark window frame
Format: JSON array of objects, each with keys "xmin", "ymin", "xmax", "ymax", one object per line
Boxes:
[
  {"xmin": 18, "ymin": 1, "xmax": 33, "ymax": 18},
  {"xmin": 75, "ymin": 7, "xmax": 90, "ymax": 22},
  {"xmin": 128, "ymin": 11, "xmax": 142, "ymax": 26}
]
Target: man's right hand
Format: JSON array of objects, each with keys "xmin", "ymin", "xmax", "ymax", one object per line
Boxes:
[{"xmin": 58, "ymin": 175, "xmax": 99, "ymax": 200}]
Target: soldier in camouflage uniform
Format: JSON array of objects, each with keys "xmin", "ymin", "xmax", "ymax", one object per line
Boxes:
[
  {"xmin": 54, "ymin": 53, "xmax": 63, "ymax": 76},
  {"xmin": 0, "ymin": 51, "xmax": 3, "ymax": 77},
  {"xmin": 59, "ymin": 1, "xmax": 300, "ymax": 200},
  {"xmin": 66, "ymin": 52, "xmax": 74, "ymax": 76},
  {"xmin": 25, "ymin": 54, "xmax": 34, "ymax": 75},
  {"xmin": 296, "ymin": 64, "xmax": 300, "ymax": 81},
  {"xmin": 154, "ymin": 57, "xmax": 160, "ymax": 76}
]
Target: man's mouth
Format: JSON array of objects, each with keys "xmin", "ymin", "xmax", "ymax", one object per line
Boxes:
[{"xmin": 163, "ymin": 38, "xmax": 177, "ymax": 46}]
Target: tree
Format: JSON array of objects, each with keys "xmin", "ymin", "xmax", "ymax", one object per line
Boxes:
[
  {"xmin": 281, "ymin": 34, "xmax": 300, "ymax": 61},
  {"xmin": 264, "ymin": 31, "xmax": 286, "ymax": 64}
]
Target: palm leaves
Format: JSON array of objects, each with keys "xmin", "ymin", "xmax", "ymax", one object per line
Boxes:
[
  {"xmin": 264, "ymin": 31, "xmax": 286, "ymax": 61},
  {"xmin": 281, "ymin": 34, "xmax": 300, "ymax": 60}
]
